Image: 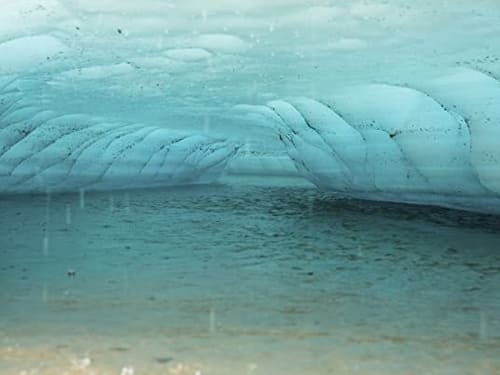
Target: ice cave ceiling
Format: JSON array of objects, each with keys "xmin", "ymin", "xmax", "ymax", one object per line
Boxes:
[{"xmin": 1, "ymin": 0, "xmax": 500, "ymax": 213}]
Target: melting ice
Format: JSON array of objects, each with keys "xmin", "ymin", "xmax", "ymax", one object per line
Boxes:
[{"xmin": 1, "ymin": 0, "xmax": 500, "ymax": 213}]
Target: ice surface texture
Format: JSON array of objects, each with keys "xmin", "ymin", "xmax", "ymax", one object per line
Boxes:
[
  {"xmin": 0, "ymin": 79, "xmax": 238, "ymax": 193},
  {"xmin": 243, "ymin": 68, "xmax": 500, "ymax": 214},
  {"xmin": 1, "ymin": 1, "xmax": 500, "ymax": 213}
]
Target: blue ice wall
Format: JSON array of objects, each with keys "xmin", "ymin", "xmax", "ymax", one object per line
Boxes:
[{"xmin": 1, "ymin": 1, "xmax": 499, "ymax": 213}]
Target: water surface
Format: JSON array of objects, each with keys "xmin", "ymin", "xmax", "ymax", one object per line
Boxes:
[{"xmin": 1, "ymin": 185, "xmax": 500, "ymax": 374}]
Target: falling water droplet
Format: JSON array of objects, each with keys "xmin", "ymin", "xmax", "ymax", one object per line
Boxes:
[
  {"xmin": 209, "ymin": 307, "xmax": 216, "ymax": 333},
  {"xmin": 65, "ymin": 204, "xmax": 72, "ymax": 225},
  {"xmin": 43, "ymin": 235, "xmax": 49, "ymax": 256},
  {"xmin": 124, "ymin": 192, "xmax": 130, "ymax": 213},
  {"xmin": 109, "ymin": 194, "xmax": 115, "ymax": 211},
  {"xmin": 480, "ymin": 311, "xmax": 488, "ymax": 339},
  {"xmin": 43, "ymin": 191, "xmax": 51, "ymax": 256},
  {"xmin": 79, "ymin": 188, "xmax": 85, "ymax": 209}
]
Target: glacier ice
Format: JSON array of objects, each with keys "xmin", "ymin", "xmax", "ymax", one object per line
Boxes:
[
  {"xmin": 0, "ymin": 80, "xmax": 238, "ymax": 193},
  {"xmin": 0, "ymin": 1, "xmax": 499, "ymax": 213},
  {"xmin": 241, "ymin": 68, "xmax": 500, "ymax": 214}
]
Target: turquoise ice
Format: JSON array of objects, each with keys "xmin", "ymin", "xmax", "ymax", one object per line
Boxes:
[{"xmin": 1, "ymin": 2, "xmax": 500, "ymax": 212}]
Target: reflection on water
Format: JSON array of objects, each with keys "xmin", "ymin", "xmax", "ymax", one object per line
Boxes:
[{"xmin": 1, "ymin": 185, "xmax": 500, "ymax": 375}]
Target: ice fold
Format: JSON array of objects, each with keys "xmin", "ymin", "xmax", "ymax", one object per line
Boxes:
[
  {"xmin": 0, "ymin": 82, "xmax": 238, "ymax": 193},
  {"xmin": 258, "ymin": 69, "xmax": 500, "ymax": 214}
]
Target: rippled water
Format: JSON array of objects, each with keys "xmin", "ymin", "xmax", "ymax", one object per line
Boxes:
[{"xmin": 1, "ymin": 185, "xmax": 500, "ymax": 375}]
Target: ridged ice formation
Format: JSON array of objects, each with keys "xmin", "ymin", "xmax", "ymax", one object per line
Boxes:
[
  {"xmin": 0, "ymin": 79, "xmax": 238, "ymax": 193},
  {"xmin": 242, "ymin": 68, "xmax": 500, "ymax": 214}
]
